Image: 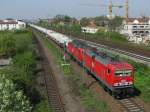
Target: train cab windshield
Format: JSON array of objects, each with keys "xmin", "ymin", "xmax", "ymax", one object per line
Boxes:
[{"xmin": 115, "ymin": 70, "xmax": 132, "ymax": 76}]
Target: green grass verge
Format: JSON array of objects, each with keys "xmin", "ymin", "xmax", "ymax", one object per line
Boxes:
[
  {"xmin": 42, "ymin": 37, "xmax": 71, "ymax": 75},
  {"xmin": 126, "ymin": 59, "xmax": 150, "ymax": 104},
  {"xmin": 33, "ymin": 99, "xmax": 52, "ymax": 112}
]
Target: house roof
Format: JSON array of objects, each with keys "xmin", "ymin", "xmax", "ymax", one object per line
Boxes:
[
  {"xmin": 0, "ymin": 20, "xmax": 18, "ymax": 24},
  {"xmin": 87, "ymin": 20, "xmax": 99, "ymax": 28},
  {"xmin": 124, "ymin": 18, "xmax": 150, "ymax": 23}
]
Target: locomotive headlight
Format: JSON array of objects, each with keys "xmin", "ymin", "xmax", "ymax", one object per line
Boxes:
[
  {"xmin": 128, "ymin": 81, "xmax": 133, "ymax": 85},
  {"xmin": 114, "ymin": 83, "xmax": 119, "ymax": 86}
]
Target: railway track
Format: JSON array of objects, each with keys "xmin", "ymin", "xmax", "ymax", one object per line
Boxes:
[
  {"xmin": 44, "ymin": 33, "xmax": 146, "ymax": 112},
  {"xmin": 78, "ymin": 39, "xmax": 150, "ymax": 66},
  {"xmin": 118, "ymin": 98, "xmax": 144, "ymax": 112},
  {"xmin": 34, "ymin": 32, "xmax": 65, "ymax": 112},
  {"xmin": 32, "ymin": 27, "xmax": 148, "ymax": 112}
]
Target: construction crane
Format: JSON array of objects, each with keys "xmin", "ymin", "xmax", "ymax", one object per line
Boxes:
[
  {"xmin": 108, "ymin": 0, "xmax": 123, "ymax": 19},
  {"xmin": 109, "ymin": 0, "xmax": 129, "ymax": 19},
  {"xmin": 125, "ymin": 0, "xmax": 129, "ymax": 19},
  {"xmin": 81, "ymin": 0, "xmax": 129, "ymax": 19}
]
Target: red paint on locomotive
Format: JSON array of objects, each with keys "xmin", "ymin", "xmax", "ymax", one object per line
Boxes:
[{"xmin": 67, "ymin": 40, "xmax": 134, "ymax": 94}]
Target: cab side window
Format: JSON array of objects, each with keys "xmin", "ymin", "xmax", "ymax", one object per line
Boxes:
[{"xmin": 108, "ymin": 69, "xmax": 110, "ymax": 74}]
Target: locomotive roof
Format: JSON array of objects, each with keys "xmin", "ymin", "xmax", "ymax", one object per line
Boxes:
[
  {"xmin": 72, "ymin": 39, "xmax": 89, "ymax": 48},
  {"xmin": 87, "ymin": 49, "xmax": 120, "ymax": 65},
  {"xmin": 72, "ymin": 39, "xmax": 126, "ymax": 66}
]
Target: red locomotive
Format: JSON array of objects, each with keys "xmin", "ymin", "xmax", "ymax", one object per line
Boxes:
[{"xmin": 67, "ymin": 40, "xmax": 134, "ymax": 97}]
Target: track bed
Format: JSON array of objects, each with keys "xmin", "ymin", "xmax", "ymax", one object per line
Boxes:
[{"xmin": 34, "ymin": 32, "xmax": 65, "ymax": 112}]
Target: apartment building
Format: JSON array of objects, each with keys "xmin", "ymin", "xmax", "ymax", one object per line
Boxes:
[
  {"xmin": 120, "ymin": 18, "xmax": 150, "ymax": 44},
  {"xmin": 0, "ymin": 19, "xmax": 26, "ymax": 30}
]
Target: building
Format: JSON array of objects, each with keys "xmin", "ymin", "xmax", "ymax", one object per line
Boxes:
[
  {"xmin": 81, "ymin": 20, "xmax": 99, "ymax": 34},
  {"xmin": 81, "ymin": 26, "xmax": 99, "ymax": 34},
  {"xmin": 120, "ymin": 18, "xmax": 150, "ymax": 44},
  {"xmin": 0, "ymin": 19, "xmax": 26, "ymax": 30}
]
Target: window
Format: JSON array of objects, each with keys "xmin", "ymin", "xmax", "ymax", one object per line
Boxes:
[
  {"xmin": 140, "ymin": 26, "xmax": 144, "ymax": 28},
  {"xmin": 146, "ymin": 31, "xmax": 149, "ymax": 34},
  {"xmin": 133, "ymin": 26, "xmax": 137, "ymax": 29},
  {"xmin": 108, "ymin": 69, "xmax": 110, "ymax": 74},
  {"xmin": 115, "ymin": 70, "xmax": 132, "ymax": 76}
]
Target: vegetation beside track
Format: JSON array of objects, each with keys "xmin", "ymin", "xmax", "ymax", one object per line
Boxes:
[
  {"xmin": 0, "ymin": 29, "xmax": 49, "ymax": 111},
  {"xmin": 37, "ymin": 31, "xmax": 109, "ymax": 112},
  {"xmin": 126, "ymin": 59, "xmax": 150, "ymax": 104}
]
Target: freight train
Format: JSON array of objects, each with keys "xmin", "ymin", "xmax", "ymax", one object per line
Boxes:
[{"xmin": 30, "ymin": 24, "xmax": 135, "ymax": 97}]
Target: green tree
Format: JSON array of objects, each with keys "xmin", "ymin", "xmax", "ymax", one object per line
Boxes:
[
  {"xmin": 0, "ymin": 35, "xmax": 16, "ymax": 57},
  {"xmin": 94, "ymin": 16, "xmax": 108, "ymax": 27},
  {"xmin": 80, "ymin": 17, "xmax": 90, "ymax": 26},
  {"xmin": 14, "ymin": 33, "xmax": 33, "ymax": 53},
  {"xmin": 108, "ymin": 16, "xmax": 123, "ymax": 31},
  {"xmin": 0, "ymin": 74, "xmax": 32, "ymax": 112},
  {"xmin": 12, "ymin": 51, "xmax": 36, "ymax": 84}
]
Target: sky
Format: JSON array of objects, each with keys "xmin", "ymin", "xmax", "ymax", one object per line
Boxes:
[{"xmin": 0, "ymin": 0, "xmax": 150, "ymax": 19}]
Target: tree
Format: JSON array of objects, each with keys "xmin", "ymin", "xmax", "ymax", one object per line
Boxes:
[
  {"xmin": 64, "ymin": 15, "xmax": 71, "ymax": 23},
  {"xmin": 0, "ymin": 74, "xmax": 32, "ymax": 112},
  {"xmin": 12, "ymin": 51, "xmax": 36, "ymax": 85},
  {"xmin": 80, "ymin": 17, "xmax": 90, "ymax": 26},
  {"xmin": 108, "ymin": 16, "xmax": 123, "ymax": 31},
  {"xmin": 94, "ymin": 16, "xmax": 108, "ymax": 27}
]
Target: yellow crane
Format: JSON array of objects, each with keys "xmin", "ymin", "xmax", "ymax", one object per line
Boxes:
[
  {"xmin": 125, "ymin": 0, "xmax": 129, "ymax": 19},
  {"xmin": 81, "ymin": 0, "xmax": 129, "ymax": 19},
  {"xmin": 109, "ymin": 0, "xmax": 129, "ymax": 19},
  {"xmin": 108, "ymin": 0, "xmax": 123, "ymax": 19}
]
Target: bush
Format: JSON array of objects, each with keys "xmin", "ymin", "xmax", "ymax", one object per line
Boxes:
[
  {"xmin": 0, "ymin": 34, "xmax": 16, "ymax": 57},
  {"xmin": 12, "ymin": 51, "xmax": 36, "ymax": 85},
  {"xmin": 0, "ymin": 30, "xmax": 33, "ymax": 57},
  {"xmin": 0, "ymin": 74, "xmax": 32, "ymax": 112}
]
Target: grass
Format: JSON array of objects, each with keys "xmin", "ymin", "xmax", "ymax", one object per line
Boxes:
[
  {"xmin": 36, "ymin": 31, "xmax": 110, "ymax": 112},
  {"xmin": 42, "ymin": 37, "xmax": 71, "ymax": 75},
  {"xmin": 126, "ymin": 59, "xmax": 150, "ymax": 104},
  {"xmin": 68, "ymin": 73, "xmax": 109, "ymax": 112},
  {"xmin": 33, "ymin": 99, "xmax": 52, "ymax": 112},
  {"xmin": 81, "ymin": 85, "xmax": 108, "ymax": 112}
]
